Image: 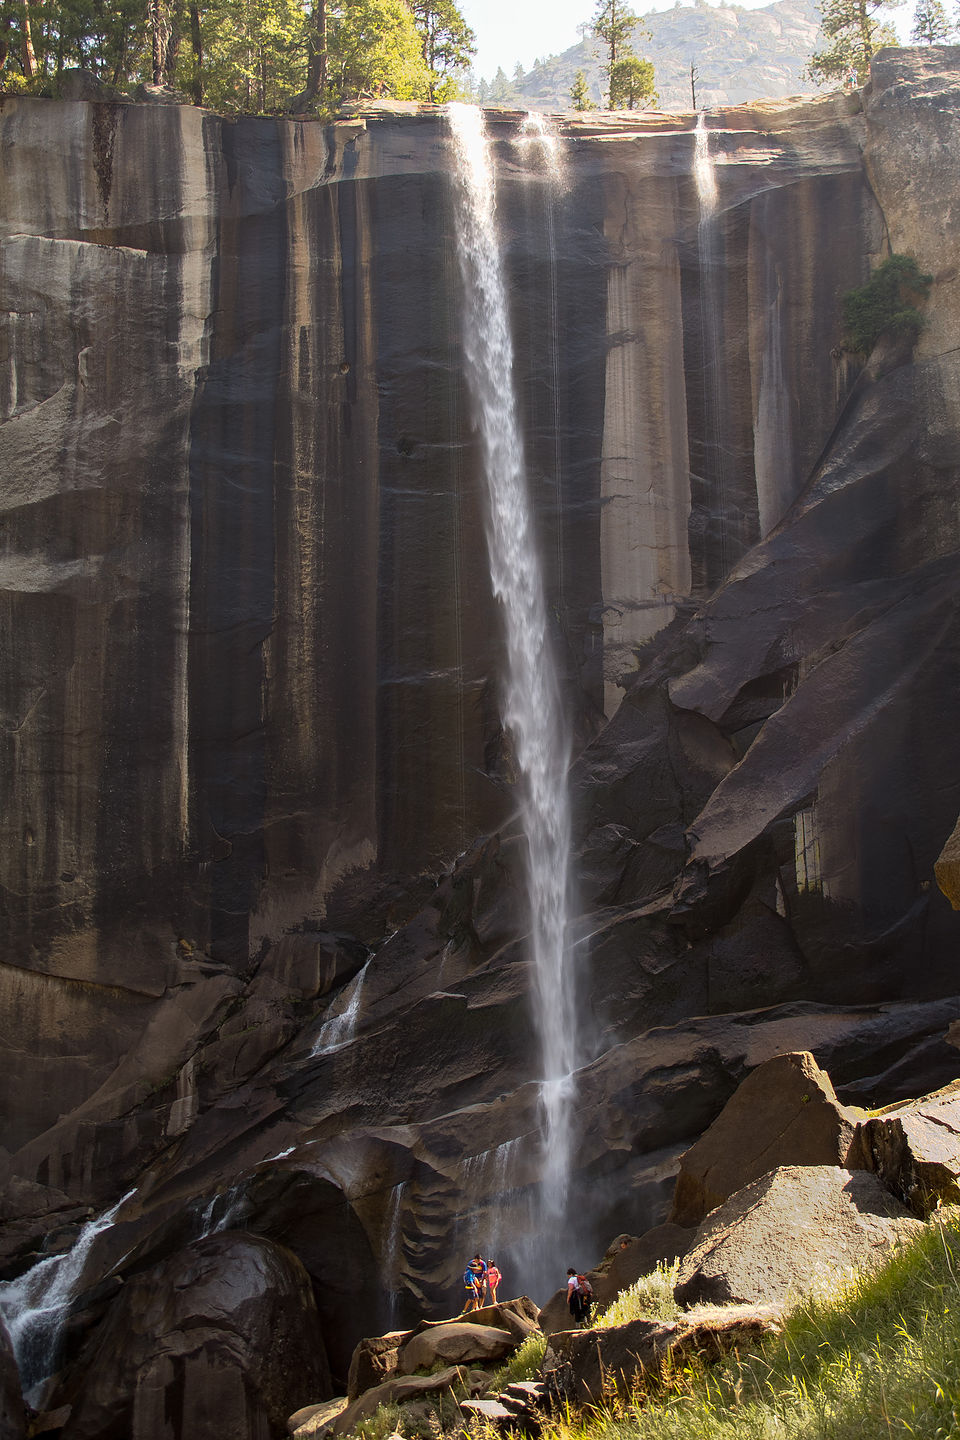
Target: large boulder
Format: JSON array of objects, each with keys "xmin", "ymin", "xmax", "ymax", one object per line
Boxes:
[
  {"xmin": 346, "ymin": 1332, "xmax": 407, "ymax": 1401},
  {"xmin": 61, "ymin": 1233, "xmax": 330, "ymax": 1440},
  {"xmin": 0, "ymin": 1313, "xmax": 26, "ymax": 1440},
  {"xmin": 669, "ymin": 1052, "xmax": 858, "ymax": 1228},
  {"xmin": 396, "ymin": 1322, "xmax": 516, "ymax": 1376},
  {"xmin": 543, "ymin": 1305, "xmax": 780, "ymax": 1404},
  {"xmin": 537, "ymin": 1225, "xmax": 693, "ymax": 1336},
  {"xmin": 934, "ymin": 814, "xmax": 960, "ymax": 910},
  {"xmin": 329, "ymin": 1367, "xmax": 465, "ymax": 1437},
  {"xmin": 847, "ymin": 1080, "xmax": 960, "ymax": 1216},
  {"xmin": 674, "ymin": 1166, "xmax": 925, "ymax": 1309},
  {"xmin": 442, "ymin": 1298, "xmax": 540, "ymax": 1343}
]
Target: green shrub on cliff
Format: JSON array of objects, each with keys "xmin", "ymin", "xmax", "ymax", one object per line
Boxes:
[
  {"xmin": 594, "ymin": 1261, "xmax": 681, "ymax": 1328},
  {"xmin": 841, "ymin": 253, "xmax": 933, "ymax": 355}
]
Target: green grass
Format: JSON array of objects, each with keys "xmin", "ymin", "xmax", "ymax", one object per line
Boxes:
[
  {"xmin": 539, "ymin": 1213, "xmax": 960, "ymax": 1440},
  {"xmin": 488, "ymin": 1331, "xmax": 548, "ymax": 1391},
  {"xmin": 594, "ymin": 1263, "xmax": 683, "ymax": 1328}
]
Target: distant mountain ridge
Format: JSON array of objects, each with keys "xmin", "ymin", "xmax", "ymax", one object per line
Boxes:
[{"xmin": 508, "ymin": 0, "xmax": 824, "ymax": 112}]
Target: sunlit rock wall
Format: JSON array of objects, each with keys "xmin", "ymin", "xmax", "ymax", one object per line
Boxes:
[{"xmin": 4, "ymin": 56, "xmax": 960, "ymax": 1386}]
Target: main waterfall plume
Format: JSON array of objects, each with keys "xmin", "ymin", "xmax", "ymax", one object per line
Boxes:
[{"xmin": 445, "ymin": 103, "xmax": 576, "ymax": 1250}]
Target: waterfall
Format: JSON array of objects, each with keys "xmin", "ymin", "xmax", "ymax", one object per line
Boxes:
[
  {"xmin": 445, "ymin": 103, "xmax": 576, "ymax": 1253},
  {"xmin": 517, "ymin": 112, "xmax": 565, "ymax": 190},
  {"xmin": 311, "ymin": 963, "xmax": 367, "ymax": 1056},
  {"xmin": 693, "ymin": 110, "xmax": 730, "ymax": 579},
  {"xmin": 0, "ymin": 1190, "xmax": 134, "ymax": 1399},
  {"xmin": 693, "ymin": 111, "xmax": 717, "ymax": 216},
  {"xmin": 381, "ymin": 1181, "xmax": 407, "ymax": 1327}
]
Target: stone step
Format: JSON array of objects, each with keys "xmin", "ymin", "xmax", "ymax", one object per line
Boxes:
[
  {"xmin": 501, "ymin": 1381, "xmax": 547, "ymax": 1405},
  {"xmin": 494, "ymin": 1394, "xmax": 529, "ymax": 1416},
  {"xmin": 460, "ymin": 1400, "xmax": 520, "ymax": 1428}
]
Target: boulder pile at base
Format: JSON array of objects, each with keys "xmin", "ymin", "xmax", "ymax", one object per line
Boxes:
[{"xmin": 288, "ymin": 1048, "xmax": 960, "ymax": 1437}]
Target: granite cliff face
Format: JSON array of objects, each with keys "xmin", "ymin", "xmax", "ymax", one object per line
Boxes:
[{"xmin": 3, "ymin": 48, "xmax": 960, "ymax": 1426}]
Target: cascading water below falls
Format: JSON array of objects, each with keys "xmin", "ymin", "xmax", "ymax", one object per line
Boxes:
[
  {"xmin": 445, "ymin": 103, "xmax": 576, "ymax": 1251},
  {"xmin": 0, "ymin": 1190, "xmax": 134, "ymax": 1401}
]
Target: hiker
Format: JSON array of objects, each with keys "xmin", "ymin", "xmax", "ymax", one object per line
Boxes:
[
  {"xmin": 461, "ymin": 1254, "xmax": 486, "ymax": 1313},
  {"xmin": 485, "ymin": 1259, "xmax": 502, "ymax": 1304},
  {"xmin": 566, "ymin": 1267, "xmax": 593, "ymax": 1326}
]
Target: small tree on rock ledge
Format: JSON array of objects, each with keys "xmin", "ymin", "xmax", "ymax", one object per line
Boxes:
[{"xmin": 841, "ymin": 254, "xmax": 933, "ymax": 355}]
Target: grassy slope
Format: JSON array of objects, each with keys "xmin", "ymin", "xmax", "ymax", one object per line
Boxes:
[{"xmin": 543, "ymin": 1215, "xmax": 960, "ymax": 1440}]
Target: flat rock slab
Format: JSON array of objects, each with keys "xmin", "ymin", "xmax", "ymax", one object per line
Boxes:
[
  {"xmin": 674, "ymin": 1165, "xmax": 925, "ymax": 1308},
  {"xmin": 288, "ymin": 1397, "xmax": 349, "ymax": 1437},
  {"xmin": 545, "ymin": 1304, "xmax": 780, "ymax": 1404},
  {"xmin": 669, "ymin": 1052, "xmax": 858, "ymax": 1228},
  {"xmin": 397, "ymin": 1321, "xmax": 516, "ymax": 1375}
]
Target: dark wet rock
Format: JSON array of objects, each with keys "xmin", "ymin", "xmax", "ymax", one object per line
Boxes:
[
  {"xmin": 847, "ymin": 1080, "xmax": 960, "ymax": 1216},
  {"xmin": 60, "ymin": 1233, "xmax": 330, "ymax": 1440},
  {"xmin": 669, "ymin": 1052, "xmax": 859, "ymax": 1227},
  {"xmin": 674, "ymin": 1166, "xmax": 925, "ymax": 1309},
  {"xmin": 0, "ymin": 1313, "xmax": 26, "ymax": 1440},
  {"xmin": 543, "ymin": 1305, "xmax": 780, "ymax": 1404}
]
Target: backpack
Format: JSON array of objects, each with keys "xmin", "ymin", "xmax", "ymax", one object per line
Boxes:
[{"xmin": 576, "ymin": 1274, "xmax": 593, "ymax": 1298}]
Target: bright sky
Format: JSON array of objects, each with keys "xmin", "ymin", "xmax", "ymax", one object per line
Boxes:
[{"xmin": 460, "ymin": 0, "xmax": 914, "ymax": 83}]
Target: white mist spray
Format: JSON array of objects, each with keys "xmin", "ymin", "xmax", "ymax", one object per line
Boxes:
[{"xmin": 446, "ymin": 103, "xmax": 576, "ymax": 1240}]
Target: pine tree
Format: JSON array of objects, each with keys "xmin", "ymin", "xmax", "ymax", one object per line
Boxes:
[
  {"xmin": 570, "ymin": 67, "xmax": 593, "ymax": 108},
  {"xmin": 910, "ymin": 0, "xmax": 954, "ymax": 40},
  {"xmin": 589, "ymin": 0, "xmax": 651, "ymax": 106},
  {"xmin": 487, "ymin": 64, "xmax": 516, "ymax": 103},
  {"xmin": 807, "ymin": 0, "xmax": 901, "ymax": 86},
  {"xmin": 609, "ymin": 53, "xmax": 656, "ymax": 106},
  {"xmin": 409, "ymin": 0, "xmax": 475, "ymax": 102}
]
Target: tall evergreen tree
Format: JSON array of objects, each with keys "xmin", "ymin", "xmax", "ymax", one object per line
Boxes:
[
  {"xmin": 589, "ymin": 0, "xmax": 651, "ymax": 106},
  {"xmin": 409, "ymin": 0, "xmax": 475, "ymax": 101},
  {"xmin": 570, "ymin": 67, "xmax": 593, "ymax": 109},
  {"xmin": 910, "ymin": 0, "xmax": 953, "ymax": 40},
  {"xmin": 807, "ymin": 0, "xmax": 900, "ymax": 86},
  {"xmin": 609, "ymin": 52, "xmax": 656, "ymax": 106}
]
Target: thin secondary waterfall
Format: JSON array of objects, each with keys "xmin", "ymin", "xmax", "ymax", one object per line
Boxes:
[
  {"xmin": 445, "ymin": 103, "xmax": 576, "ymax": 1240},
  {"xmin": 693, "ymin": 110, "xmax": 730, "ymax": 579},
  {"xmin": 694, "ymin": 110, "xmax": 718, "ymax": 216},
  {"xmin": 0, "ymin": 1190, "xmax": 134, "ymax": 1399}
]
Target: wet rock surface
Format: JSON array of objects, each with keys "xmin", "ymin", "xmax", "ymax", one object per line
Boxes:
[
  {"xmin": 2, "ymin": 47, "xmax": 960, "ymax": 1434},
  {"xmin": 57, "ymin": 1233, "xmax": 330, "ymax": 1440},
  {"xmin": 0, "ymin": 1314, "xmax": 26, "ymax": 1440}
]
